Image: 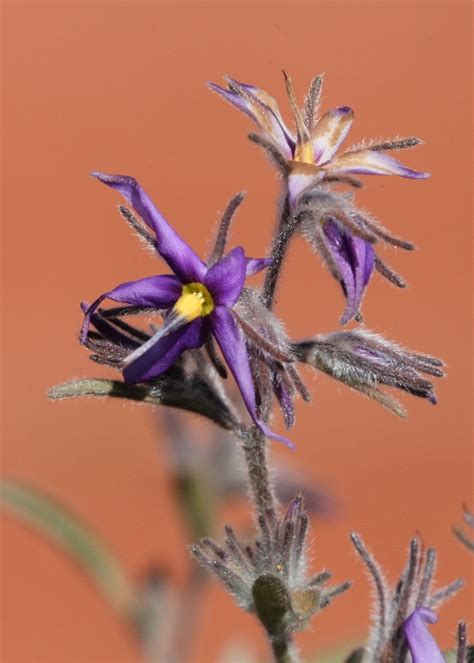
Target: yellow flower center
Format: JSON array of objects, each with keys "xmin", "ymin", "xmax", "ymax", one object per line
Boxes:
[{"xmin": 173, "ymin": 282, "xmax": 214, "ymax": 321}]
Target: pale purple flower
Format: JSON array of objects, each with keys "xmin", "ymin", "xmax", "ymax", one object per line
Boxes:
[
  {"xmin": 81, "ymin": 172, "xmax": 291, "ymax": 447},
  {"xmin": 208, "ymin": 73, "xmax": 429, "ymax": 207},
  {"xmin": 402, "ymin": 607, "xmax": 445, "ymax": 663},
  {"xmin": 209, "ymin": 74, "xmax": 428, "ymax": 324}
]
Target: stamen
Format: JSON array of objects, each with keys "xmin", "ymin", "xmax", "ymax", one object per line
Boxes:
[{"xmin": 122, "ymin": 310, "xmax": 187, "ymax": 368}]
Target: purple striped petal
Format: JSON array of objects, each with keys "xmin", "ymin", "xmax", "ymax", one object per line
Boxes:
[
  {"xmin": 245, "ymin": 257, "xmax": 272, "ymax": 276},
  {"xmin": 210, "ymin": 306, "xmax": 294, "ymax": 449},
  {"xmin": 80, "ymin": 302, "xmax": 140, "ymax": 349},
  {"xmin": 123, "ymin": 318, "xmax": 207, "ymax": 384},
  {"xmin": 204, "ymin": 247, "xmax": 247, "ymax": 306},
  {"xmin": 312, "ymin": 106, "xmax": 354, "ymax": 164},
  {"xmin": 323, "ymin": 149, "xmax": 430, "ymax": 179},
  {"xmin": 273, "ymin": 370, "xmax": 295, "ymax": 430},
  {"xmin": 208, "ymin": 79, "xmax": 293, "ymax": 159},
  {"xmin": 323, "ymin": 220, "xmax": 375, "ymax": 325},
  {"xmin": 92, "ymin": 172, "xmax": 207, "ymax": 282},
  {"xmin": 402, "ymin": 608, "xmax": 445, "ymax": 663},
  {"xmin": 230, "ymin": 79, "xmax": 296, "ymax": 149},
  {"xmin": 81, "ymin": 274, "xmax": 182, "ymax": 343}
]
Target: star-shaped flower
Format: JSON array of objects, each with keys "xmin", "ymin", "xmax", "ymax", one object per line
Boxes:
[
  {"xmin": 81, "ymin": 173, "xmax": 291, "ymax": 447},
  {"xmin": 208, "ymin": 73, "xmax": 429, "ymax": 207}
]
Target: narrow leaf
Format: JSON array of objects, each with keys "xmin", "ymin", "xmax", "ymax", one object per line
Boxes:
[{"xmin": 0, "ymin": 480, "xmax": 136, "ymax": 615}]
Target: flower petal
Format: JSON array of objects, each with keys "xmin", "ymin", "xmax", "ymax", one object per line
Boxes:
[
  {"xmin": 312, "ymin": 106, "xmax": 354, "ymax": 164},
  {"xmin": 209, "ymin": 78, "xmax": 294, "ymax": 159},
  {"xmin": 323, "ymin": 149, "xmax": 430, "ymax": 179},
  {"xmin": 92, "ymin": 172, "xmax": 207, "ymax": 282},
  {"xmin": 123, "ymin": 318, "xmax": 207, "ymax": 384},
  {"xmin": 81, "ymin": 275, "xmax": 182, "ymax": 343},
  {"xmin": 80, "ymin": 302, "xmax": 140, "ymax": 349},
  {"xmin": 210, "ymin": 306, "xmax": 294, "ymax": 449},
  {"xmin": 204, "ymin": 247, "xmax": 247, "ymax": 306},
  {"xmin": 287, "ymin": 161, "xmax": 323, "ymax": 209},
  {"xmin": 245, "ymin": 257, "xmax": 272, "ymax": 276},
  {"xmin": 322, "ymin": 220, "xmax": 375, "ymax": 325},
  {"xmin": 402, "ymin": 608, "xmax": 445, "ymax": 663}
]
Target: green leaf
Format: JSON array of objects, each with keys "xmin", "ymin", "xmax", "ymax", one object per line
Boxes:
[{"xmin": 0, "ymin": 480, "xmax": 136, "ymax": 615}]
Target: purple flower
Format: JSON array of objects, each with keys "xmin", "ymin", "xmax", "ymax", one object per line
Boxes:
[
  {"xmin": 82, "ymin": 172, "xmax": 291, "ymax": 447},
  {"xmin": 322, "ymin": 218, "xmax": 375, "ymax": 324},
  {"xmin": 402, "ymin": 607, "xmax": 445, "ymax": 663},
  {"xmin": 208, "ymin": 73, "xmax": 429, "ymax": 207}
]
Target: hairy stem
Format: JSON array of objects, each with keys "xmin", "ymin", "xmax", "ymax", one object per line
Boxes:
[
  {"xmin": 242, "ymin": 429, "xmax": 276, "ymax": 516},
  {"xmin": 271, "ymin": 634, "xmax": 298, "ymax": 663},
  {"xmin": 242, "ymin": 195, "xmax": 299, "ymax": 518},
  {"xmin": 262, "ymin": 196, "xmax": 299, "ymax": 310}
]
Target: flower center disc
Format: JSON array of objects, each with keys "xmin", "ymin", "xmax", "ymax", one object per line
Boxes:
[{"xmin": 174, "ymin": 282, "xmax": 214, "ymax": 321}]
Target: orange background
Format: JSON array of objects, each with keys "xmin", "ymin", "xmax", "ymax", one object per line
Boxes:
[{"xmin": 1, "ymin": 1, "xmax": 472, "ymax": 661}]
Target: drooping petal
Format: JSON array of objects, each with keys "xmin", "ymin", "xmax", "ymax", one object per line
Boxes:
[
  {"xmin": 272, "ymin": 368, "xmax": 295, "ymax": 430},
  {"xmin": 322, "ymin": 220, "xmax": 375, "ymax": 325},
  {"xmin": 92, "ymin": 172, "xmax": 207, "ymax": 282},
  {"xmin": 210, "ymin": 306, "xmax": 294, "ymax": 449},
  {"xmin": 322, "ymin": 149, "xmax": 430, "ymax": 179},
  {"xmin": 204, "ymin": 247, "xmax": 247, "ymax": 306},
  {"xmin": 81, "ymin": 275, "xmax": 182, "ymax": 343},
  {"xmin": 208, "ymin": 79, "xmax": 294, "ymax": 159},
  {"xmin": 123, "ymin": 318, "xmax": 207, "ymax": 384},
  {"xmin": 312, "ymin": 106, "xmax": 354, "ymax": 164},
  {"xmin": 245, "ymin": 257, "xmax": 272, "ymax": 276},
  {"xmin": 402, "ymin": 607, "xmax": 445, "ymax": 663}
]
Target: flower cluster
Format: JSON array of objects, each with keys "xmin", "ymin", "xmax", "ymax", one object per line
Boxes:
[
  {"xmin": 210, "ymin": 73, "xmax": 428, "ymax": 323},
  {"xmin": 48, "ymin": 71, "xmax": 470, "ymax": 660}
]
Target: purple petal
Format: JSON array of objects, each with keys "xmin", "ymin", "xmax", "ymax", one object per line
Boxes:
[
  {"xmin": 323, "ymin": 149, "xmax": 430, "ymax": 179},
  {"xmin": 322, "ymin": 220, "xmax": 375, "ymax": 325},
  {"xmin": 210, "ymin": 306, "xmax": 294, "ymax": 449},
  {"xmin": 204, "ymin": 247, "xmax": 247, "ymax": 306},
  {"xmin": 227, "ymin": 78, "xmax": 296, "ymax": 149},
  {"xmin": 287, "ymin": 162, "xmax": 324, "ymax": 209},
  {"xmin": 123, "ymin": 318, "xmax": 207, "ymax": 384},
  {"xmin": 92, "ymin": 173, "xmax": 207, "ymax": 282},
  {"xmin": 402, "ymin": 608, "xmax": 445, "ymax": 663},
  {"xmin": 208, "ymin": 79, "xmax": 293, "ymax": 159},
  {"xmin": 312, "ymin": 106, "xmax": 354, "ymax": 164},
  {"xmin": 81, "ymin": 274, "xmax": 182, "ymax": 343},
  {"xmin": 80, "ymin": 302, "xmax": 140, "ymax": 349},
  {"xmin": 273, "ymin": 370, "xmax": 295, "ymax": 430},
  {"xmin": 245, "ymin": 257, "xmax": 272, "ymax": 276}
]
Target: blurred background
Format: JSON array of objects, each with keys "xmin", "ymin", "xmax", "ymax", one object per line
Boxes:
[{"xmin": 2, "ymin": 1, "xmax": 472, "ymax": 661}]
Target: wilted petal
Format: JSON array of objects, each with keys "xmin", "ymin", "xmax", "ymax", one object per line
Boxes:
[
  {"xmin": 209, "ymin": 79, "xmax": 293, "ymax": 159},
  {"xmin": 402, "ymin": 607, "xmax": 445, "ymax": 663},
  {"xmin": 323, "ymin": 220, "xmax": 375, "ymax": 324},
  {"xmin": 92, "ymin": 172, "xmax": 207, "ymax": 282},
  {"xmin": 287, "ymin": 162, "xmax": 323, "ymax": 209},
  {"xmin": 245, "ymin": 257, "xmax": 272, "ymax": 276},
  {"xmin": 272, "ymin": 368, "xmax": 295, "ymax": 430},
  {"xmin": 210, "ymin": 306, "xmax": 294, "ymax": 448},
  {"xmin": 204, "ymin": 247, "xmax": 247, "ymax": 306},
  {"xmin": 312, "ymin": 106, "xmax": 354, "ymax": 165},
  {"xmin": 81, "ymin": 275, "xmax": 182, "ymax": 343},
  {"xmin": 123, "ymin": 318, "xmax": 207, "ymax": 384},
  {"xmin": 323, "ymin": 149, "xmax": 430, "ymax": 179}
]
